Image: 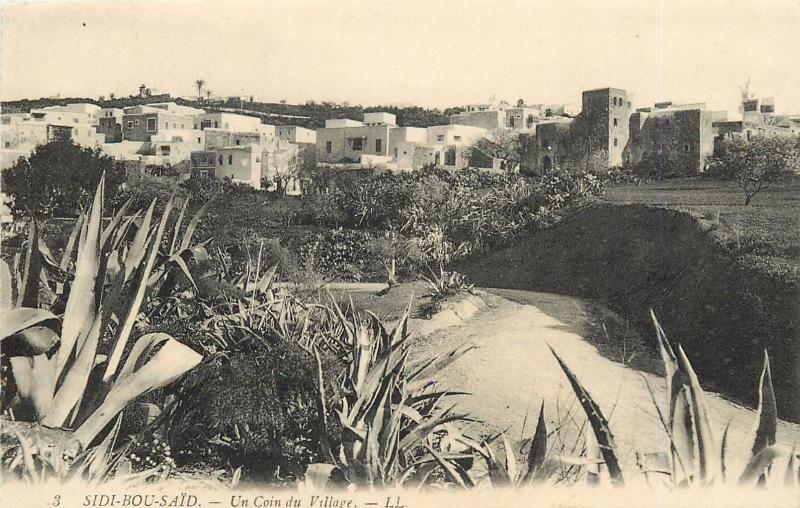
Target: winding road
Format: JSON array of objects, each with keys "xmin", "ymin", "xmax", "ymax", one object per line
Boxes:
[{"xmin": 410, "ymin": 288, "xmax": 800, "ymax": 482}]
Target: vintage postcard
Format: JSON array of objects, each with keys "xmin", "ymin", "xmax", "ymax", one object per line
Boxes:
[{"xmin": 1, "ymin": 1, "xmax": 798, "ymax": 507}]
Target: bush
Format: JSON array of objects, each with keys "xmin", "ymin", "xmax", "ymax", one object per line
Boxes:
[
  {"xmin": 169, "ymin": 341, "xmax": 331, "ymax": 481},
  {"xmin": 113, "ymin": 172, "xmax": 188, "ymax": 213},
  {"xmin": 539, "ymin": 169, "xmax": 604, "ymax": 209},
  {"xmin": 300, "ymin": 228, "xmax": 377, "ymax": 281}
]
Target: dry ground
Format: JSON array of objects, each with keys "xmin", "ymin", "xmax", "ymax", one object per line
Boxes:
[{"xmin": 408, "ymin": 289, "xmax": 800, "ymax": 481}]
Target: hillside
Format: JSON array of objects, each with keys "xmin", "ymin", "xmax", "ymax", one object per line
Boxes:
[{"xmin": 0, "ymin": 95, "xmax": 462, "ymax": 129}]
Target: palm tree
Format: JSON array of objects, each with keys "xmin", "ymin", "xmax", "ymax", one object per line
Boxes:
[
  {"xmin": 195, "ymin": 79, "xmax": 205, "ymax": 101},
  {"xmin": 205, "ymin": 89, "xmax": 213, "ymax": 102}
]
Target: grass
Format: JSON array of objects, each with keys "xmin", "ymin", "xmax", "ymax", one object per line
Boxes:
[{"xmin": 600, "ymin": 177, "xmax": 800, "ymax": 277}]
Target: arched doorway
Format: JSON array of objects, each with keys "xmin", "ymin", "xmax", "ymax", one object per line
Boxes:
[{"xmin": 542, "ymin": 155, "xmax": 552, "ymax": 172}]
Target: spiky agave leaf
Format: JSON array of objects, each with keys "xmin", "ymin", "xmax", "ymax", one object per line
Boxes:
[
  {"xmin": 60, "ymin": 213, "xmax": 85, "ymax": 272},
  {"xmin": 784, "ymin": 448, "xmax": 797, "ymax": 487},
  {"xmin": 74, "ymin": 334, "xmax": 200, "ymax": 448},
  {"xmin": 42, "ymin": 311, "xmax": 104, "ymax": 427},
  {"xmin": 751, "ymin": 351, "xmax": 777, "ymax": 457},
  {"xmin": 103, "ymin": 197, "xmax": 174, "ymax": 382},
  {"xmin": 56, "ymin": 176, "xmax": 105, "ymax": 378},
  {"xmin": 549, "ymin": 345, "xmax": 625, "ymax": 486},
  {"xmin": 720, "ymin": 420, "xmax": 732, "ymax": 482},
  {"xmin": 738, "ymin": 446, "xmax": 781, "ymax": 486},
  {"xmin": 17, "ymin": 218, "xmax": 42, "ymax": 308},
  {"xmin": 0, "ymin": 308, "xmax": 59, "ymax": 342},
  {"xmin": 675, "ymin": 344, "xmax": 718, "ymax": 483},
  {"xmin": 522, "ymin": 401, "xmax": 548, "ymax": 484}
]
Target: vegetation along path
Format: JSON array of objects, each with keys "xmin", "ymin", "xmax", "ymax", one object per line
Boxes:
[{"xmin": 410, "ymin": 288, "xmax": 800, "ymax": 475}]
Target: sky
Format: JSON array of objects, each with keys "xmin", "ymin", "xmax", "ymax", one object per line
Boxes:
[{"xmin": 1, "ymin": 0, "xmax": 799, "ymax": 116}]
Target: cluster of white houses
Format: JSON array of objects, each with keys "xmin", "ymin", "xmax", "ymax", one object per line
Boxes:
[
  {"xmin": 2, "ymin": 86, "xmax": 799, "ymax": 192},
  {"xmin": 1, "ymin": 102, "xmax": 316, "ymax": 193}
]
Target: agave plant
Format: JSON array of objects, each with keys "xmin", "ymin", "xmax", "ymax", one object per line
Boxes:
[
  {"xmin": 541, "ymin": 311, "xmax": 798, "ymax": 489},
  {"xmin": 304, "ymin": 298, "xmax": 475, "ymax": 489},
  {"xmin": 645, "ymin": 310, "xmax": 796, "ymax": 488},
  {"xmin": 439, "ymin": 402, "xmax": 550, "ymax": 488},
  {"xmin": 0, "ymin": 176, "xmax": 202, "ymax": 481}
]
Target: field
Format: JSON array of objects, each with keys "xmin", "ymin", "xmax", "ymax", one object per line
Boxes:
[{"xmin": 600, "ymin": 177, "xmax": 800, "ymax": 278}]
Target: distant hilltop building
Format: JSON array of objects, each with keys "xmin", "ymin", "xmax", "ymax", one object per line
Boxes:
[{"xmin": 449, "ymin": 100, "xmax": 579, "ymax": 132}]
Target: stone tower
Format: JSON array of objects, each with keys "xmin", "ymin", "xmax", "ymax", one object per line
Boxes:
[{"xmin": 580, "ymin": 87, "xmax": 632, "ymax": 168}]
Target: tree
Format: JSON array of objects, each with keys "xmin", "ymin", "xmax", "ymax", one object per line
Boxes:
[
  {"xmin": 269, "ymin": 151, "xmax": 301, "ymax": 196},
  {"xmin": 1, "ymin": 139, "xmax": 126, "ymax": 217},
  {"xmin": 469, "ymin": 128, "xmax": 522, "ymax": 172},
  {"xmin": 569, "ymin": 108, "xmax": 607, "ymax": 173},
  {"xmin": 707, "ymin": 136, "xmax": 800, "ymax": 205},
  {"xmin": 195, "ymin": 79, "xmax": 205, "ymax": 101}
]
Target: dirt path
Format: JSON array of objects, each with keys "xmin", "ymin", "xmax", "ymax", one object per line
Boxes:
[{"xmin": 412, "ymin": 289, "xmax": 800, "ymax": 478}]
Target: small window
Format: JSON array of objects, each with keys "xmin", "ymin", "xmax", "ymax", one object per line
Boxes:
[
  {"xmin": 4, "ymin": 141, "xmax": 10, "ymax": 148},
  {"xmin": 228, "ymin": 155, "xmax": 233, "ymax": 165},
  {"xmin": 214, "ymin": 121, "xmax": 219, "ymax": 128},
  {"xmin": 613, "ymin": 138, "xmax": 618, "ymax": 147},
  {"xmin": 437, "ymin": 135, "xmax": 444, "ymax": 142},
  {"xmin": 146, "ymin": 118, "xmax": 156, "ymax": 132},
  {"xmin": 454, "ymin": 135, "xmax": 461, "ymax": 142},
  {"xmin": 326, "ymin": 141, "xmax": 332, "ymax": 153},
  {"xmin": 352, "ymin": 138, "xmax": 363, "ymax": 151},
  {"xmin": 134, "ymin": 119, "xmax": 140, "ymax": 126},
  {"xmin": 164, "ymin": 122, "xmax": 169, "ymax": 129},
  {"xmin": 235, "ymin": 139, "xmax": 240, "ymax": 146},
  {"xmin": 218, "ymin": 155, "xmax": 223, "ymax": 165},
  {"xmin": 613, "ymin": 118, "xmax": 618, "ymax": 127},
  {"xmin": 684, "ymin": 143, "xmax": 691, "ymax": 152},
  {"xmin": 127, "ymin": 121, "xmax": 133, "ymax": 129},
  {"xmin": 255, "ymin": 156, "xmax": 261, "ymax": 163},
  {"xmin": 375, "ymin": 139, "xmax": 382, "ymax": 152},
  {"xmin": 197, "ymin": 137, "xmax": 201, "ymax": 143}
]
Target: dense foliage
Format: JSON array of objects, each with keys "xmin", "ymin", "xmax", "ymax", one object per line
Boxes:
[
  {"xmin": 299, "ymin": 167, "xmax": 604, "ymax": 265},
  {"xmin": 1, "ymin": 139, "xmax": 126, "ymax": 217}
]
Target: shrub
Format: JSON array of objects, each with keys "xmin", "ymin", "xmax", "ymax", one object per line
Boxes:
[
  {"xmin": 113, "ymin": 172, "xmax": 188, "ymax": 214},
  {"xmin": 539, "ymin": 169, "xmax": 604, "ymax": 209},
  {"xmin": 419, "ymin": 269, "xmax": 475, "ymax": 318},
  {"xmin": 169, "ymin": 341, "xmax": 329, "ymax": 481},
  {"xmin": 299, "ymin": 228, "xmax": 376, "ymax": 281}
]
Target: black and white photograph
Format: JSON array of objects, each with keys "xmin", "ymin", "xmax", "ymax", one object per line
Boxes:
[{"xmin": 0, "ymin": 1, "xmax": 799, "ymax": 506}]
